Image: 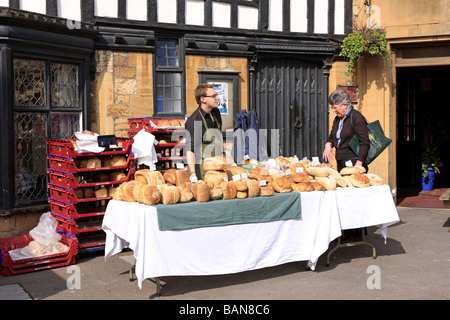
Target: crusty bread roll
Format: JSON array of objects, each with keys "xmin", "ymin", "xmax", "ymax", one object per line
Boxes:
[
  {"xmin": 306, "ymin": 165, "xmax": 331, "ymax": 177},
  {"xmin": 244, "ymin": 178, "xmax": 260, "ymax": 197},
  {"xmin": 292, "ymin": 182, "xmax": 313, "ymax": 192},
  {"xmin": 220, "ymin": 181, "xmax": 237, "ymax": 199},
  {"xmin": 134, "ymin": 169, "xmax": 165, "ymax": 185},
  {"xmin": 236, "ymin": 191, "xmax": 248, "ymax": 199},
  {"xmin": 365, "ymin": 173, "xmax": 384, "ymax": 186},
  {"xmin": 209, "ymin": 183, "xmax": 223, "ymax": 200},
  {"xmin": 260, "ymin": 186, "xmax": 274, "ymax": 196},
  {"xmin": 203, "ymin": 156, "xmax": 227, "ymax": 171},
  {"xmin": 111, "ymin": 155, "xmax": 127, "ymax": 167},
  {"xmin": 109, "ymin": 171, "xmax": 127, "ymax": 182},
  {"xmin": 315, "ymin": 176, "xmax": 337, "ymax": 191},
  {"xmin": 163, "ymin": 169, "xmax": 177, "ymax": 185},
  {"xmin": 291, "ymin": 172, "xmax": 310, "ymax": 183},
  {"xmin": 234, "ymin": 179, "xmax": 248, "ymax": 192},
  {"xmin": 272, "ymin": 177, "xmax": 292, "ymax": 193},
  {"xmin": 204, "ymin": 170, "xmax": 228, "ymax": 184},
  {"xmin": 350, "ymin": 173, "xmax": 370, "ymax": 188},
  {"xmin": 195, "ymin": 183, "xmax": 210, "ymax": 202}
]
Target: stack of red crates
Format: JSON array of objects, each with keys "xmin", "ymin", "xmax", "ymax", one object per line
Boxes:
[
  {"xmin": 0, "ymin": 232, "xmax": 78, "ymax": 276},
  {"xmin": 46, "ymin": 138, "xmax": 135, "ymax": 253},
  {"xmin": 127, "ymin": 117, "xmax": 186, "ymax": 172}
]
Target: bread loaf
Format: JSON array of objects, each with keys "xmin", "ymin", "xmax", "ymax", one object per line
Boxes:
[
  {"xmin": 109, "ymin": 171, "xmax": 127, "ymax": 182},
  {"xmin": 365, "ymin": 173, "xmax": 383, "ymax": 186},
  {"xmin": 340, "ymin": 166, "xmax": 360, "ymax": 175},
  {"xmin": 234, "ymin": 179, "xmax": 248, "ymax": 192},
  {"xmin": 236, "ymin": 191, "xmax": 248, "ymax": 199},
  {"xmin": 306, "ymin": 165, "xmax": 331, "ymax": 177},
  {"xmin": 204, "ymin": 170, "xmax": 227, "ymax": 184},
  {"xmin": 244, "ymin": 178, "xmax": 260, "ymax": 197},
  {"xmin": 159, "ymin": 185, "xmax": 180, "ymax": 204},
  {"xmin": 225, "ymin": 166, "xmax": 248, "ymax": 180},
  {"xmin": 175, "ymin": 169, "xmax": 189, "ymax": 186},
  {"xmin": 209, "ymin": 183, "xmax": 223, "ymax": 200},
  {"xmin": 343, "ymin": 175, "xmax": 354, "ymax": 187},
  {"xmin": 349, "ymin": 173, "xmax": 370, "ymax": 188},
  {"xmin": 220, "ymin": 181, "xmax": 237, "ymax": 199},
  {"xmin": 272, "ymin": 177, "xmax": 292, "ymax": 193},
  {"xmin": 203, "ymin": 156, "xmax": 227, "ymax": 171},
  {"xmin": 134, "ymin": 169, "xmax": 165, "ymax": 185},
  {"xmin": 95, "ymin": 187, "xmax": 108, "ymax": 198},
  {"xmin": 163, "ymin": 169, "xmax": 177, "ymax": 185},
  {"xmin": 310, "ymin": 181, "xmax": 325, "ymax": 191},
  {"xmin": 315, "ymin": 176, "xmax": 337, "ymax": 191},
  {"xmin": 83, "ymin": 187, "xmax": 95, "ymax": 198},
  {"xmin": 260, "ymin": 186, "xmax": 274, "ymax": 196},
  {"xmin": 291, "ymin": 171, "xmax": 310, "ymax": 183},
  {"xmin": 177, "ymin": 185, "xmax": 194, "ymax": 203},
  {"xmin": 248, "ymin": 167, "xmax": 273, "ymax": 183},
  {"xmin": 330, "ymin": 173, "xmax": 347, "ymax": 188},
  {"xmin": 292, "ymin": 182, "xmax": 313, "ymax": 192},
  {"xmin": 80, "ymin": 157, "xmax": 102, "ymax": 168},
  {"xmin": 133, "ymin": 183, "xmax": 161, "ymax": 205},
  {"xmin": 111, "ymin": 155, "xmax": 127, "ymax": 167},
  {"xmin": 195, "ymin": 183, "xmax": 210, "ymax": 202}
]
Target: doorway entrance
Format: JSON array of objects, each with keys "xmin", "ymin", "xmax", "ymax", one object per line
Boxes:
[{"xmin": 396, "ymin": 66, "xmax": 450, "ymax": 197}]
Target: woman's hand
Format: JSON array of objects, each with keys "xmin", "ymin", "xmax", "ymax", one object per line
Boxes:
[{"xmin": 322, "ymin": 142, "xmax": 334, "ymax": 162}]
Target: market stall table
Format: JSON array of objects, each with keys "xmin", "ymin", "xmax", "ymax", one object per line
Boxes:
[{"xmin": 103, "ymin": 184, "xmax": 399, "ymax": 292}]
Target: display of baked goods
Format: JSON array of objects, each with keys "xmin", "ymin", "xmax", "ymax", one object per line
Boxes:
[{"xmin": 203, "ymin": 156, "xmax": 227, "ymax": 171}]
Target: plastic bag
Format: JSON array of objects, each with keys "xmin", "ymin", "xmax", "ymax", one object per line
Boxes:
[{"xmin": 29, "ymin": 212, "xmax": 61, "ymax": 246}]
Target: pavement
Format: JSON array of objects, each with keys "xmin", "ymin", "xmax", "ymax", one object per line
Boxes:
[{"xmin": 0, "ymin": 206, "xmax": 449, "ymax": 303}]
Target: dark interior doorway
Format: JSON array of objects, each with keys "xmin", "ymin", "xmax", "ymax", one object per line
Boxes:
[{"xmin": 396, "ymin": 66, "xmax": 450, "ymax": 197}]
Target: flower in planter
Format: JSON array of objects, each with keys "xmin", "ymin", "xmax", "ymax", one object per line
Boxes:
[{"xmin": 339, "ymin": 24, "xmax": 393, "ymax": 78}]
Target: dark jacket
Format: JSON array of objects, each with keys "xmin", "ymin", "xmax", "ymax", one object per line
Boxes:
[{"xmin": 327, "ymin": 107, "xmax": 370, "ymax": 162}]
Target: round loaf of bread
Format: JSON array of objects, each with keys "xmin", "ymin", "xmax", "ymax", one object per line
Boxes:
[
  {"xmin": 234, "ymin": 180, "xmax": 248, "ymax": 192},
  {"xmin": 315, "ymin": 176, "xmax": 337, "ymax": 191},
  {"xmin": 292, "ymin": 182, "xmax": 313, "ymax": 192},
  {"xmin": 291, "ymin": 172, "xmax": 309, "ymax": 183},
  {"xmin": 236, "ymin": 191, "xmax": 248, "ymax": 199},
  {"xmin": 365, "ymin": 173, "xmax": 383, "ymax": 186},
  {"xmin": 260, "ymin": 186, "xmax": 274, "ymax": 196},
  {"xmin": 349, "ymin": 173, "xmax": 370, "ymax": 188},
  {"xmin": 272, "ymin": 177, "xmax": 292, "ymax": 193},
  {"xmin": 203, "ymin": 156, "xmax": 227, "ymax": 171}
]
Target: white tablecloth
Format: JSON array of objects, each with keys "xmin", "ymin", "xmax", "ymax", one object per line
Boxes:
[{"xmin": 103, "ymin": 185, "xmax": 399, "ymax": 288}]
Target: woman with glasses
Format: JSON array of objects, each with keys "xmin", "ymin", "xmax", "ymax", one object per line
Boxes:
[
  {"xmin": 322, "ymin": 89, "xmax": 370, "ymax": 173},
  {"xmin": 185, "ymin": 83, "xmax": 223, "ymax": 180}
]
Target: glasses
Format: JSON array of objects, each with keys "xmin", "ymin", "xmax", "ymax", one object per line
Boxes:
[{"xmin": 204, "ymin": 94, "xmax": 218, "ymax": 98}]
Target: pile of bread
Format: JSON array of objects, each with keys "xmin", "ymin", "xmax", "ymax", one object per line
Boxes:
[
  {"xmin": 73, "ymin": 155, "xmax": 127, "ymax": 169},
  {"xmin": 154, "ymin": 119, "xmax": 185, "ymax": 128},
  {"xmin": 111, "ymin": 155, "xmax": 384, "ymax": 205}
]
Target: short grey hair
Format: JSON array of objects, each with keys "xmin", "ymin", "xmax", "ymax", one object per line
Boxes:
[{"xmin": 328, "ymin": 89, "xmax": 352, "ymax": 107}]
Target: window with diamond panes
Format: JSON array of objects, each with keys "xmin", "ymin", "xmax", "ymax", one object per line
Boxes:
[
  {"xmin": 13, "ymin": 58, "xmax": 82, "ymax": 206},
  {"xmin": 155, "ymin": 39, "xmax": 183, "ymax": 115}
]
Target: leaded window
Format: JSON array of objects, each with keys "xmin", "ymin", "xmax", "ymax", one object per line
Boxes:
[{"xmin": 13, "ymin": 58, "xmax": 82, "ymax": 206}]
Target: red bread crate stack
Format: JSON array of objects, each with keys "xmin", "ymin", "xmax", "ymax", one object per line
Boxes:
[
  {"xmin": 46, "ymin": 138, "xmax": 134, "ymax": 253},
  {"xmin": 127, "ymin": 117, "xmax": 186, "ymax": 172},
  {"xmin": 0, "ymin": 232, "xmax": 78, "ymax": 276}
]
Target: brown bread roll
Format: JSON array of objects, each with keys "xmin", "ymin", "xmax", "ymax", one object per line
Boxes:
[
  {"xmin": 260, "ymin": 186, "xmax": 274, "ymax": 196},
  {"xmin": 272, "ymin": 177, "xmax": 292, "ymax": 193}
]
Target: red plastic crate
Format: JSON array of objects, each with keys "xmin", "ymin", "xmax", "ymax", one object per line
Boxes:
[
  {"xmin": 52, "ymin": 213, "xmax": 104, "ymax": 235},
  {"xmin": 0, "ymin": 234, "xmax": 78, "ymax": 276},
  {"xmin": 47, "ymin": 167, "xmax": 135, "ymax": 188},
  {"xmin": 46, "ymin": 138, "xmax": 133, "ymax": 158},
  {"xmin": 49, "ymin": 198, "xmax": 107, "ymax": 219},
  {"xmin": 48, "ymin": 183, "xmax": 112, "ymax": 204},
  {"xmin": 47, "ymin": 153, "xmax": 134, "ymax": 173},
  {"xmin": 76, "ymin": 231, "xmax": 106, "ymax": 250}
]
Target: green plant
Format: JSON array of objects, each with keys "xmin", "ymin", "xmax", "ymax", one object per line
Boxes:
[
  {"xmin": 421, "ymin": 147, "xmax": 442, "ymax": 178},
  {"xmin": 339, "ymin": 25, "xmax": 393, "ymax": 77}
]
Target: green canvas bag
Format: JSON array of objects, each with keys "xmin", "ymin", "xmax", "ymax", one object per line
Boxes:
[{"xmin": 349, "ymin": 114, "xmax": 392, "ymax": 165}]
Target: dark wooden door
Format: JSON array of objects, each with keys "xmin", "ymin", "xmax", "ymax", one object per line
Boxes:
[{"xmin": 254, "ymin": 58, "xmax": 328, "ymax": 160}]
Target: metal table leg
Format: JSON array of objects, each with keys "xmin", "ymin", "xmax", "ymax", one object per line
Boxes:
[
  {"xmin": 129, "ymin": 262, "xmax": 161, "ymax": 296},
  {"xmin": 326, "ymin": 228, "xmax": 376, "ymax": 267}
]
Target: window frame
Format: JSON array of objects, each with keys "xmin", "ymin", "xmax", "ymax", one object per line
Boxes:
[{"xmin": 153, "ymin": 36, "xmax": 186, "ymax": 118}]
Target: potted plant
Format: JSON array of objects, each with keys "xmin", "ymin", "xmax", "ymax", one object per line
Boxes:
[
  {"xmin": 421, "ymin": 147, "xmax": 442, "ymax": 191},
  {"xmin": 339, "ymin": 24, "xmax": 393, "ymax": 78}
]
